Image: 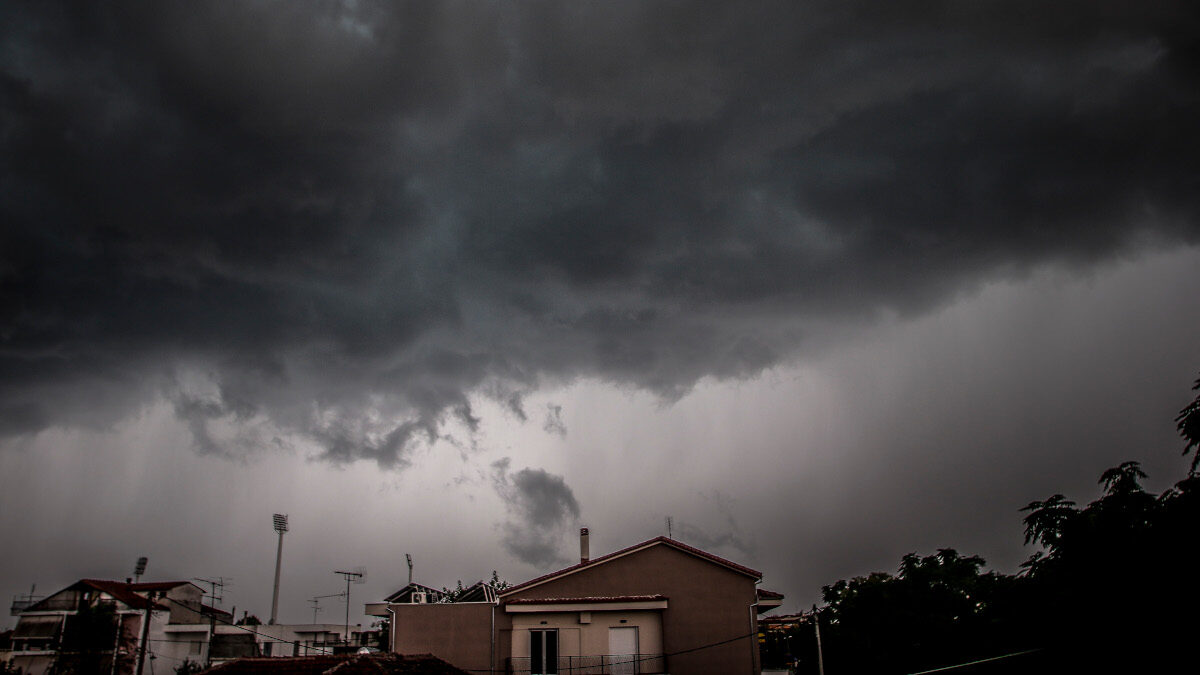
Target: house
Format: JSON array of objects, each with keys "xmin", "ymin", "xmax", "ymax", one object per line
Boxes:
[
  {"xmin": 8, "ymin": 579, "xmax": 226, "ymax": 675},
  {"xmin": 367, "ymin": 529, "xmax": 783, "ymax": 675}
]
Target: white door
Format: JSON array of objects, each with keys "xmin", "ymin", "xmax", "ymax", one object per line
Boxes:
[{"xmin": 608, "ymin": 626, "xmax": 639, "ymax": 675}]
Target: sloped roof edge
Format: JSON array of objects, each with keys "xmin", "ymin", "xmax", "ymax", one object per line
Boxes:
[{"xmin": 499, "ymin": 537, "xmax": 761, "ymax": 597}]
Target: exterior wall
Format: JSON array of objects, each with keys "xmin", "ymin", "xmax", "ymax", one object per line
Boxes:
[
  {"xmin": 389, "ymin": 602, "xmax": 497, "ymax": 674},
  {"xmin": 156, "ymin": 611, "xmax": 211, "ymax": 666},
  {"xmin": 509, "ymin": 609, "xmax": 663, "ymax": 663},
  {"xmin": 161, "ymin": 585, "xmax": 208, "ymax": 624},
  {"xmin": 504, "ymin": 544, "xmax": 760, "ymax": 675}
]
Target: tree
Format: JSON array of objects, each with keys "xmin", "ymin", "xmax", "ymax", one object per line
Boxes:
[
  {"xmin": 1177, "ymin": 371, "xmax": 1200, "ymax": 473},
  {"xmin": 52, "ymin": 601, "xmax": 130, "ymax": 675},
  {"xmin": 175, "ymin": 659, "xmax": 205, "ymax": 675}
]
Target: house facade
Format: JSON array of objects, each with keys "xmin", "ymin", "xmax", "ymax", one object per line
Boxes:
[
  {"xmin": 368, "ymin": 530, "xmax": 781, "ymax": 675},
  {"xmin": 8, "ymin": 579, "xmax": 225, "ymax": 674}
]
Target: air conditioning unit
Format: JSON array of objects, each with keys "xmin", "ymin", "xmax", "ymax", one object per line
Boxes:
[{"xmin": 412, "ymin": 592, "xmax": 427, "ymax": 604}]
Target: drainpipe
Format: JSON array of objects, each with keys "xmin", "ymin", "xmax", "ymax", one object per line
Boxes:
[
  {"xmin": 490, "ymin": 602, "xmax": 496, "ymax": 675},
  {"xmin": 749, "ymin": 599, "xmax": 759, "ymax": 675},
  {"xmin": 385, "ymin": 605, "xmax": 397, "ymax": 654}
]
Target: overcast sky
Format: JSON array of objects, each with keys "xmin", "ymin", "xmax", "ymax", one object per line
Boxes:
[{"xmin": 2, "ymin": 1, "xmax": 1199, "ymax": 633}]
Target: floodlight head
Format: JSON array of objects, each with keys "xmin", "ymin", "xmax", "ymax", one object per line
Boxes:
[
  {"xmin": 134, "ymin": 557, "xmax": 148, "ymax": 576},
  {"xmin": 273, "ymin": 513, "xmax": 288, "ymax": 533}
]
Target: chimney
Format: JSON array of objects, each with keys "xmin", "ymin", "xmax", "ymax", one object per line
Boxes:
[{"xmin": 580, "ymin": 528, "xmax": 590, "ymax": 564}]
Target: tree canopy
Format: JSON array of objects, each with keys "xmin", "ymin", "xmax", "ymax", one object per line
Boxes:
[{"xmin": 766, "ymin": 371, "xmax": 1200, "ymax": 674}]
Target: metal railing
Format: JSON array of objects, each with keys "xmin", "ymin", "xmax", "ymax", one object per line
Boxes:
[{"xmin": 507, "ymin": 653, "xmax": 665, "ymax": 674}]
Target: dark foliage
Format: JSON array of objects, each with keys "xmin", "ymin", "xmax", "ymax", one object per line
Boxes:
[
  {"xmin": 769, "ymin": 374, "xmax": 1200, "ymax": 674},
  {"xmin": 1177, "ymin": 372, "xmax": 1200, "ymax": 472}
]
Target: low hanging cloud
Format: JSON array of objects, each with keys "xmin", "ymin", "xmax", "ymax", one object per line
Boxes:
[
  {"xmin": 1, "ymin": 2, "xmax": 1199, "ymax": 463},
  {"xmin": 492, "ymin": 458, "xmax": 582, "ymax": 568},
  {"xmin": 543, "ymin": 404, "xmax": 567, "ymax": 438}
]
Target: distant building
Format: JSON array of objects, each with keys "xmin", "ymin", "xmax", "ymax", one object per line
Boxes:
[
  {"xmin": 8, "ymin": 579, "xmax": 227, "ymax": 675},
  {"xmin": 367, "ymin": 530, "xmax": 783, "ymax": 675},
  {"xmin": 210, "ymin": 622, "xmax": 373, "ymax": 662},
  {"xmin": 197, "ymin": 651, "xmax": 468, "ymax": 674}
]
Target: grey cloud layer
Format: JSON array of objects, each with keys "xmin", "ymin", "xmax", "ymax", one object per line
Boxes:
[
  {"xmin": 2, "ymin": 1, "xmax": 1198, "ymax": 463},
  {"xmin": 491, "ymin": 459, "xmax": 581, "ymax": 567}
]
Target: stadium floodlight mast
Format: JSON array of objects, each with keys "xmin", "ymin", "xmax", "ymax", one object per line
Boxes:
[{"xmin": 270, "ymin": 514, "xmax": 288, "ymax": 625}]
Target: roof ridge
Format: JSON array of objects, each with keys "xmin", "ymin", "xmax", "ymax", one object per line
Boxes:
[{"xmin": 499, "ymin": 536, "xmax": 761, "ymax": 596}]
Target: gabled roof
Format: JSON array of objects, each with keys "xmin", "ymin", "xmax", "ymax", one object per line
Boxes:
[
  {"xmin": 453, "ymin": 580, "xmax": 498, "ymax": 603},
  {"xmin": 23, "ymin": 579, "xmax": 169, "ymax": 612},
  {"xmin": 499, "ymin": 536, "xmax": 762, "ymax": 597},
  {"xmin": 23, "ymin": 579, "xmax": 203, "ymax": 613},
  {"xmin": 383, "ymin": 582, "xmax": 444, "ymax": 603}
]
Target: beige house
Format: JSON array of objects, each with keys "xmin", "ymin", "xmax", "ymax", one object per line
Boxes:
[{"xmin": 368, "ymin": 529, "xmax": 782, "ymax": 675}]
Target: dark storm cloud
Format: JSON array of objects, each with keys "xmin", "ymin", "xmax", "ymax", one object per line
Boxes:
[
  {"xmin": 491, "ymin": 458, "xmax": 581, "ymax": 567},
  {"xmin": 2, "ymin": 1, "xmax": 1198, "ymax": 461}
]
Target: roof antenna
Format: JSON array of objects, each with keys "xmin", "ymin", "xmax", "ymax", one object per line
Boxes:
[
  {"xmin": 406, "ymin": 554, "xmax": 413, "ymax": 585},
  {"xmin": 666, "ymin": 517, "xmax": 673, "ymax": 540}
]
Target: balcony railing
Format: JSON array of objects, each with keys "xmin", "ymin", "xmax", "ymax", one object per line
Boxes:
[{"xmin": 506, "ymin": 653, "xmax": 665, "ymax": 675}]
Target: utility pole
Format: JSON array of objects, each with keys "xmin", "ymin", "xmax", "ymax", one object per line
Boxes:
[
  {"xmin": 193, "ymin": 577, "xmax": 229, "ymax": 608},
  {"xmin": 812, "ymin": 605, "xmax": 825, "ymax": 675},
  {"xmin": 134, "ymin": 593, "xmax": 156, "ymax": 675},
  {"xmin": 270, "ymin": 514, "xmax": 288, "ymax": 625},
  {"xmin": 334, "ymin": 569, "xmax": 364, "ymax": 645}
]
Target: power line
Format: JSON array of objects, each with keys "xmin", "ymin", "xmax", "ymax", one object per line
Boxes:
[
  {"xmin": 905, "ymin": 648, "xmax": 1043, "ymax": 674},
  {"xmin": 160, "ymin": 596, "xmax": 336, "ymax": 655}
]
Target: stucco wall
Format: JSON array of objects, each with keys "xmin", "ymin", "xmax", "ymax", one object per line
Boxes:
[
  {"xmin": 503, "ymin": 544, "xmax": 760, "ymax": 675},
  {"xmin": 509, "ymin": 609, "xmax": 663, "ymax": 659},
  {"xmin": 390, "ymin": 602, "xmax": 497, "ymax": 673}
]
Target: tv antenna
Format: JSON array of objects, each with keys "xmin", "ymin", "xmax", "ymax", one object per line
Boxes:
[
  {"xmin": 308, "ymin": 591, "xmax": 347, "ymax": 624},
  {"xmin": 333, "ymin": 568, "xmax": 366, "ymax": 640},
  {"xmin": 406, "ymin": 554, "xmax": 413, "ymax": 585},
  {"xmin": 666, "ymin": 516, "xmax": 673, "ymax": 540},
  {"xmin": 193, "ymin": 577, "xmax": 231, "ymax": 606}
]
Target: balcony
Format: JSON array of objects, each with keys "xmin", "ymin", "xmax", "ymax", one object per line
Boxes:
[{"xmin": 506, "ymin": 653, "xmax": 666, "ymax": 674}]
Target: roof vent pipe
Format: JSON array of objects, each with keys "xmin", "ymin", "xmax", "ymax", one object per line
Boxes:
[{"xmin": 580, "ymin": 528, "xmax": 590, "ymax": 564}]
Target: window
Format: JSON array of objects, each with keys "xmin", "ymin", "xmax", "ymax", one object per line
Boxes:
[{"xmin": 530, "ymin": 629, "xmax": 558, "ymax": 675}]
